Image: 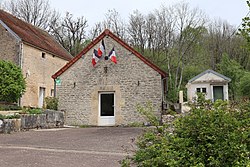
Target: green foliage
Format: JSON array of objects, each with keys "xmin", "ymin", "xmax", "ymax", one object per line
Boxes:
[
  {"xmin": 240, "ymin": 72, "xmax": 250, "ymax": 98},
  {"xmin": 0, "ymin": 114, "xmax": 21, "ymax": 119},
  {"xmin": 0, "ymin": 104, "xmax": 22, "ymax": 111},
  {"xmin": 127, "ymin": 97, "xmax": 250, "ymax": 166},
  {"xmin": 121, "ymin": 157, "xmax": 131, "ymax": 167},
  {"xmin": 182, "ymin": 65, "xmax": 204, "ymax": 85},
  {"xmin": 218, "ymin": 54, "xmax": 244, "ymax": 100},
  {"xmin": 239, "ymin": 0, "xmax": 250, "ymax": 46},
  {"xmin": 21, "ymin": 107, "xmax": 42, "ymax": 114},
  {"xmin": 0, "ymin": 60, "xmax": 26, "ymax": 102},
  {"xmin": 127, "ymin": 122, "xmax": 144, "ymax": 127},
  {"xmin": 137, "ymin": 102, "xmax": 160, "ymax": 127},
  {"xmin": 44, "ymin": 97, "xmax": 58, "ymax": 110}
]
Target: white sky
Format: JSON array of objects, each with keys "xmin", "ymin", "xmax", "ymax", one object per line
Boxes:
[
  {"xmin": 0, "ymin": 0, "xmax": 248, "ymax": 28},
  {"xmin": 49, "ymin": 0, "xmax": 249, "ymax": 28}
]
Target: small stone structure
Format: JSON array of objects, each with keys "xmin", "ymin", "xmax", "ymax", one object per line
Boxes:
[
  {"xmin": 186, "ymin": 69, "xmax": 231, "ymax": 102},
  {"xmin": 0, "ymin": 110, "xmax": 64, "ymax": 133}
]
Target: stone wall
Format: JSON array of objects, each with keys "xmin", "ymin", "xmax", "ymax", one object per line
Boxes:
[
  {"xmin": 21, "ymin": 110, "xmax": 64, "ymax": 129},
  {"xmin": 21, "ymin": 44, "xmax": 68, "ymax": 107},
  {"xmin": 0, "ymin": 23, "xmax": 20, "ymax": 64},
  {"xmin": 0, "ymin": 110, "xmax": 64, "ymax": 133},
  {"xmin": 0, "ymin": 23, "xmax": 69, "ymax": 107},
  {"xmin": 56, "ymin": 36, "xmax": 163, "ymax": 126}
]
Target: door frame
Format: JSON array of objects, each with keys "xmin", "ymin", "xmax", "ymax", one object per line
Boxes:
[
  {"xmin": 98, "ymin": 92, "xmax": 115, "ymax": 126},
  {"xmin": 38, "ymin": 87, "xmax": 46, "ymax": 108},
  {"xmin": 212, "ymin": 85, "xmax": 224, "ymax": 102}
]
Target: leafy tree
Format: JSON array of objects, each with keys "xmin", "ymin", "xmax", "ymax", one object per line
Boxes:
[
  {"xmin": 240, "ymin": 72, "xmax": 250, "ymax": 98},
  {"xmin": 217, "ymin": 54, "xmax": 244, "ymax": 100},
  {"xmin": 124, "ymin": 98, "xmax": 250, "ymax": 166},
  {"xmin": 0, "ymin": 60, "xmax": 26, "ymax": 102},
  {"xmin": 239, "ymin": 0, "xmax": 250, "ymax": 45}
]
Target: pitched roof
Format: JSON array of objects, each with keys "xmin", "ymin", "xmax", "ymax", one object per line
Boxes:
[
  {"xmin": 52, "ymin": 29, "xmax": 167, "ymax": 79},
  {"xmin": 0, "ymin": 9, "xmax": 72, "ymax": 61},
  {"xmin": 188, "ymin": 69, "xmax": 231, "ymax": 83}
]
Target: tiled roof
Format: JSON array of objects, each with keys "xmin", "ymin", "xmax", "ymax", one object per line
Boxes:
[
  {"xmin": 52, "ymin": 29, "xmax": 167, "ymax": 79},
  {"xmin": 0, "ymin": 9, "xmax": 72, "ymax": 61}
]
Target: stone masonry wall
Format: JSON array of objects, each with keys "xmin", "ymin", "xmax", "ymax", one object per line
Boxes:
[
  {"xmin": 21, "ymin": 44, "xmax": 68, "ymax": 107},
  {"xmin": 0, "ymin": 23, "xmax": 68, "ymax": 107},
  {"xmin": 0, "ymin": 110, "xmax": 64, "ymax": 133},
  {"xmin": 0, "ymin": 23, "xmax": 20, "ymax": 64},
  {"xmin": 57, "ymin": 36, "xmax": 163, "ymax": 126}
]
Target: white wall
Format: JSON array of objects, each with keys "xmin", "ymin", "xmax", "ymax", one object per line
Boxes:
[
  {"xmin": 187, "ymin": 83, "xmax": 212, "ymax": 101},
  {"xmin": 187, "ymin": 82, "xmax": 229, "ymax": 102}
]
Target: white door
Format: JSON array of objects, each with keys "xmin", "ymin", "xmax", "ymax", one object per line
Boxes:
[
  {"xmin": 98, "ymin": 92, "xmax": 115, "ymax": 126},
  {"xmin": 38, "ymin": 87, "xmax": 45, "ymax": 108}
]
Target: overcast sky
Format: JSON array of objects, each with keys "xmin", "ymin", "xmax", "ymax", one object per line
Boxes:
[
  {"xmin": 0, "ymin": 0, "xmax": 248, "ymax": 28},
  {"xmin": 48, "ymin": 0, "xmax": 249, "ymax": 28}
]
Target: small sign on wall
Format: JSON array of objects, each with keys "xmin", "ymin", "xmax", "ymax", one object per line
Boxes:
[{"xmin": 55, "ymin": 77, "xmax": 61, "ymax": 86}]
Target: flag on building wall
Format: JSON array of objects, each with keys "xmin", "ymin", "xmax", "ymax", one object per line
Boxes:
[
  {"xmin": 108, "ymin": 47, "xmax": 117, "ymax": 64},
  {"xmin": 92, "ymin": 49, "xmax": 100, "ymax": 66},
  {"xmin": 98, "ymin": 40, "xmax": 105, "ymax": 57}
]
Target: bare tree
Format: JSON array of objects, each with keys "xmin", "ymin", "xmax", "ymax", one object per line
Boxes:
[
  {"xmin": 49, "ymin": 12, "xmax": 88, "ymax": 56},
  {"xmin": 2, "ymin": 0, "xmax": 59, "ymax": 30},
  {"xmin": 127, "ymin": 3, "xmax": 207, "ymax": 101},
  {"xmin": 89, "ymin": 9, "xmax": 128, "ymax": 41},
  {"xmin": 89, "ymin": 22, "xmax": 103, "ymax": 41},
  {"xmin": 127, "ymin": 10, "xmax": 146, "ymax": 53}
]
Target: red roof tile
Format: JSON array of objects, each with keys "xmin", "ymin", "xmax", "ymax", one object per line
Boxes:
[
  {"xmin": 52, "ymin": 29, "xmax": 167, "ymax": 79},
  {"xmin": 0, "ymin": 9, "xmax": 72, "ymax": 61}
]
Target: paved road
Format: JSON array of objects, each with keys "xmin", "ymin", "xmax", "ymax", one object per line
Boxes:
[{"xmin": 0, "ymin": 127, "xmax": 144, "ymax": 167}]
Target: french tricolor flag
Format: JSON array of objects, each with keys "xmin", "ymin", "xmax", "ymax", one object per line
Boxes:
[
  {"xmin": 92, "ymin": 49, "xmax": 100, "ymax": 66},
  {"xmin": 98, "ymin": 40, "xmax": 105, "ymax": 57},
  {"xmin": 108, "ymin": 47, "xmax": 117, "ymax": 64}
]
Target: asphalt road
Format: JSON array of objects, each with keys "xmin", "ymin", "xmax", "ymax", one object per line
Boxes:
[{"xmin": 0, "ymin": 127, "xmax": 144, "ymax": 167}]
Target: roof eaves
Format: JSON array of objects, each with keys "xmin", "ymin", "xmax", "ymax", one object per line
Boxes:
[
  {"xmin": 0, "ymin": 19, "xmax": 21, "ymax": 42},
  {"xmin": 106, "ymin": 30, "xmax": 167, "ymax": 77},
  {"xmin": 188, "ymin": 69, "xmax": 231, "ymax": 83},
  {"xmin": 52, "ymin": 31, "xmax": 106, "ymax": 79},
  {"xmin": 22, "ymin": 41, "xmax": 72, "ymax": 61}
]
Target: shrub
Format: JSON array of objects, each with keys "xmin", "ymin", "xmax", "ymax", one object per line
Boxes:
[
  {"xmin": 0, "ymin": 104, "xmax": 22, "ymax": 111},
  {"xmin": 0, "ymin": 60, "xmax": 26, "ymax": 102},
  {"xmin": 0, "ymin": 113, "xmax": 21, "ymax": 119},
  {"xmin": 44, "ymin": 97, "xmax": 58, "ymax": 110},
  {"xmin": 127, "ymin": 97, "xmax": 250, "ymax": 166},
  {"xmin": 240, "ymin": 72, "xmax": 250, "ymax": 98},
  {"xmin": 21, "ymin": 107, "xmax": 42, "ymax": 114}
]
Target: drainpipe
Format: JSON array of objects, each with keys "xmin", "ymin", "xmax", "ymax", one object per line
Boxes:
[
  {"xmin": 19, "ymin": 42, "xmax": 23, "ymax": 69},
  {"xmin": 18, "ymin": 42, "xmax": 24, "ymax": 106},
  {"xmin": 54, "ymin": 79, "xmax": 56, "ymax": 98},
  {"xmin": 161, "ymin": 77, "xmax": 168, "ymax": 124},
  {"xmin": 161, "ymin": 77, "xmax": 167, "ymax": 107}
]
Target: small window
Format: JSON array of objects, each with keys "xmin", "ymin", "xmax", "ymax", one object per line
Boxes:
[
  {"xmin": 202, "ymin": 88, "xmax": 206, "ymax": 93},
  {"xmin": 42, "ymin": 52, "xmax": 46, "ymax": 58},
  {"xmin": 196, "ymin": 88, "xmax": 201, "ymax": 93}
]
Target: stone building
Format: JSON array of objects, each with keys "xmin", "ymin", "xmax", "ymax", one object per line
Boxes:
[
  {"xmin": 186, "ymin": 69, "xmax": 231, "ymax": 102},
  {"xmin": 0, "ymin": 10, "xmax": 72, "ymax": 107},
  {"xmin": 52, "ymin": 29, "xmax": 167, "ymax": 126}
]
